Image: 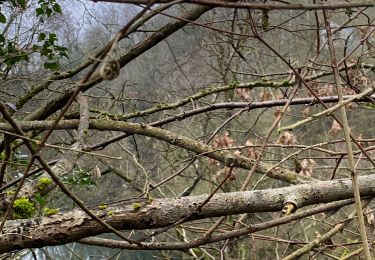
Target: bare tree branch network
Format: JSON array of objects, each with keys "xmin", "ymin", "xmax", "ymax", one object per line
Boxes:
[{"xmin": 0, "ymin": 0, "xmax": 374, "ymax": 259}]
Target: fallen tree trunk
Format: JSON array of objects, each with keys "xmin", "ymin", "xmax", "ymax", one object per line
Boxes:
[{"xmin": 2, "ymin": 174, "xmax": 375, "ymax": 253}]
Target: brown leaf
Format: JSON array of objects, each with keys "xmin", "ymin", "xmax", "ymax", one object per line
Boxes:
[
  {"xmin": 212, "ymin": 167, "xmax": 236, "ymax": 183},
  {"xmin": 259, "ymin": 90, "xmax": 272, "ymax": 101},
  {"xmin": 210, "ymin": 132, "xmax": 235, "ymax": 165},
  {"xmin": 307, "ymin": 81, "xmax": 319, "ymax": 97},
  {"xmin": 348, "ymin": 69, "xmax": 369, "ymax": 89},
  {"xmin": 346, "ymin": 102, "xmax": 357, "ymax": 110},
  {"xmin": 235, "ymin": 88, "xmax": 251, "ymax": 100},
  {"xmin": 223, "ymin": 132, "xmax": 234, "ymax": 147},
  {"xmin": 329, "ymin": 120, "xmax": 342, "ymax": 136},
  {"xmin": 208, "ymin": 157, "xmax": 220, "ymax": 166},
  {"xmin": 342, "ymin": 87, "xmax": 356, "ymax": 95},
  {"xmin": 300, "ymin": 159, "xmax": 315, "ymax": 177},
  {"xmin": 364, "ymin": 207, "xmax": 375, "ymax": 226},
  {"xmin": 276, "ymin": 93, "xmax": 284, "ymax": 100},
  {"xmin": 245, "ymin": 139, "xmax": 260, "ymax": 160},
  {"xmin": 318, "ymin": 84, "xmax": 334, "ymax": 97},
  {"xmin": 302, "ymin": 107, "xmax": 310, "ymax": 117},
  {"xmin": 274, "ymin": 107, "xmax": 282, "ymax": 119},
  {"xmin": 93, "ymin": 165, "xmax": 101, "ymax": 179},
  {"xmin": 277, "ymin": 131, "xmax": 296, "ymax": 145}
]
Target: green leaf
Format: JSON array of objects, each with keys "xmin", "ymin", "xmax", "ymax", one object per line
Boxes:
[
  {"xmin": 43, "ymin": 61, "xmax": 59, "ymax": 71},
  {"xmin": 45, "ymin": 7, "xmax": 52, "ymax": 17},
  {"xmin": 48, "ymin": 33, "xmax": 57, "ymax": 40},
  {"xmin": 52, "ymin": 3, "xmax": 62, "ymax": 14},
  {"xmin": 34, "ymin": 193, "xmax": 47, "ymax": 207},
  {"xmin": 35, "ymin": 7, "xmax": 44, "ymax": 16},
  {"xmin": 17, "ymin": 0, "xmax": 26, "ymax": 9},
  {"xmin": 40, "ymin": 48, "xmax": 49, "ymax": 56},
  {"xmin": 0, "ymin": 12, "xmax": 6, "ymax": 23},
  {"xmin": 38, "ymin": 32, "xmax": 46, "ymax": 41}
]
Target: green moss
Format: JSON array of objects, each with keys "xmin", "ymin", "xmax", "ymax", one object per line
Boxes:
[
  {"xmin": 281, "ymin": 80, "xmax": 290, "ymax": 87},
  {"xmin": 43, "ymin": 207, "xmax": 59, "ymax": 216},
  {"xmin": 37, "ymin": 177, "xmax": 52, "ymax": 191},
  {"xmin": 99, "ymin": 204, "xmax": 107, "ymax": 210},
  {"xmin": 229, "ymin": 80, "xmax": 239, "ymax": 88},
  {"xmin": 34, "ymin": 193, "xmax": 47, "ymax": 206},
  {"xmin": 147, "ymin": 194, "xmax": 154, "ymax": 204},
  {"xmin": 6, "ymin": 190, "xmax": 15, "ymax": 196},
  {"xmin": 108, "ymin": 211, "xmax": 114, "ymax": 217},
  {"xmin": 261, "ymin": 10, "xmax": 269, "ymax": 30},
  {"xmin": 13, "ymin": 197, "xmax": 36, "ymax": 219},
  {"xmin": 133, "ymin": 202, "xmax": 142, "ymax": 212}
]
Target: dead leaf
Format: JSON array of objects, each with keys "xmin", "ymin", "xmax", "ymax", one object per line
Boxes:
[
  {"xmin": 276, "ymin": 92, "xmax": 284, "ymax": 100},
  {"xmin": 93, "ymin": 165, "xmax": 101, "ymax": 179},
  {"xmin": 277, "ymin": 131, "xmax": 296, "ymax": 145},
  {"xmin": 318, "ymin": 84, "xmax": 334, "ymax": 97},
  {"xmin": 346, "ymin": 102, "xmax": 357, "ymax": 110},
  {"xmin": 364, "ymin": 207, "xmax": 375, "ymax": 226},
  {"xmin": 259, "ymin": 90, "xmax": 272, "ymax": 101},
  {"xmin": 329, "ymin": 120, "xmax": 342, "ymax": 136},
  {"xmin": 307, "ymin": 81, "xmax": 319, "ymax": 97},
  {"xmin": 245, "ymin": 139, "xmax": 260, "ymax": 160},
  {"xmin": 274, "ymin": 107, "xmax": 282, "ymax": 119},
  {"xmin": 300, "ymin": 159, "xmax": 315, "ymax": 177},
  {"xmin": 210, "ymin": 132, "xmax": 235, "ymax": 165},
  {"xmin": 235, "ymin": 88, "xmax": 251, "ymax": 100},
  {"xmin": 302, "ymin": 107, "xmax": 310, "ymax": 117},
  {"xmin": 214, "ymin": 131, "xmax": 234, "ymax": 149},
  {"xmin": 212, "ymin": 167, "xmax": 236, "ymax": 183},
  {"xmin": 342, "ymin": 87, "xmax": 356, "ymax": 95}
]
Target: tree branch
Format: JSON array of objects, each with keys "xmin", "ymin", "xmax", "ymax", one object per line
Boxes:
[
  {"xmin": 91, "ymin": 0, "xmax": 375, "ymax": 11},
  {"xmin": 0, "ymin": 119, "xmax": 311, "ymax": 184},
  {"xmin": 3, "ymin": 175, "xmax": 375, "ymax": 253}
]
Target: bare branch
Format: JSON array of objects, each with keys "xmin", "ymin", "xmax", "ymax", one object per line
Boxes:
[
  {"xmin": 91, "ymin": 0, "xmax": 375, "ymax": 11},
  {"xmin": 3, "ymin": 175, "xmax": 375, "ymax": 253}
]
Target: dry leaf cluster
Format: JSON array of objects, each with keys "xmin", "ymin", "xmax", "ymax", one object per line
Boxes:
[
  {"xmin": 328, "ymin": 120, "xmax": 342, "ymax": 137},
  {"xmin": 259, "ymin": 90, "xmax": 272, "ymax": 101},
  {"xmin": 209, "ymin": 132, "xmax": 235, "ymax": 165},
  {"xmin": 277, "ymin": 131, "xmax": 297, "ymax": 145},
  {"xmin": 212, "ymin": 166, "xmax": 236, "ymax": 183},
  {"xmin": 245, "ymin": 138, "xmax": 260, "ymax": 160},
  {"xmin": 299, "ymin": 159, "xmax": 315, "ymax": 177},
  {"xmin": 234, "ymin": 88, "xmax": 251, "ymax": 100}
]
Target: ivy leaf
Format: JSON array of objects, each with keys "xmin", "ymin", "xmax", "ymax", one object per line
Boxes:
[
  {"xmin": 43, "ymin": 61, "xmax": 59, "ymax": 71},
  {"xmin": 45, "ymin": 7, "xmax": 52, "ymax": 17},
  {"xmin": 0, "ymin": 12, "xmax": 6, "ymax": 23},
  {"xmin": 52, "ymin": 3, "xmax": 62, "ymax": 14},
  {"xmin": 38, "ymin": 32, "xmax": 46, "ymax": 41},
  {"xmin": 17, "ymin": 0, "xmax": 26, "ymax": 9},
  {"xmin": 35, "ymin": 7, "xmax": 44, "ymax": 16},
  {"xmin": 48, "ymin": 33, "xmax": 57, "ymax": 42}
]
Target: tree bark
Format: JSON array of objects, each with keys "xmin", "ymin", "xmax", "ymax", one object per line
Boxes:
[
  {"xmin": 2, "ymin": 174, "xmax": 375, "ymax": 253},
  {"xmin": 0, "ymin": 119, "xmax": 311, "ymax": 184}
]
